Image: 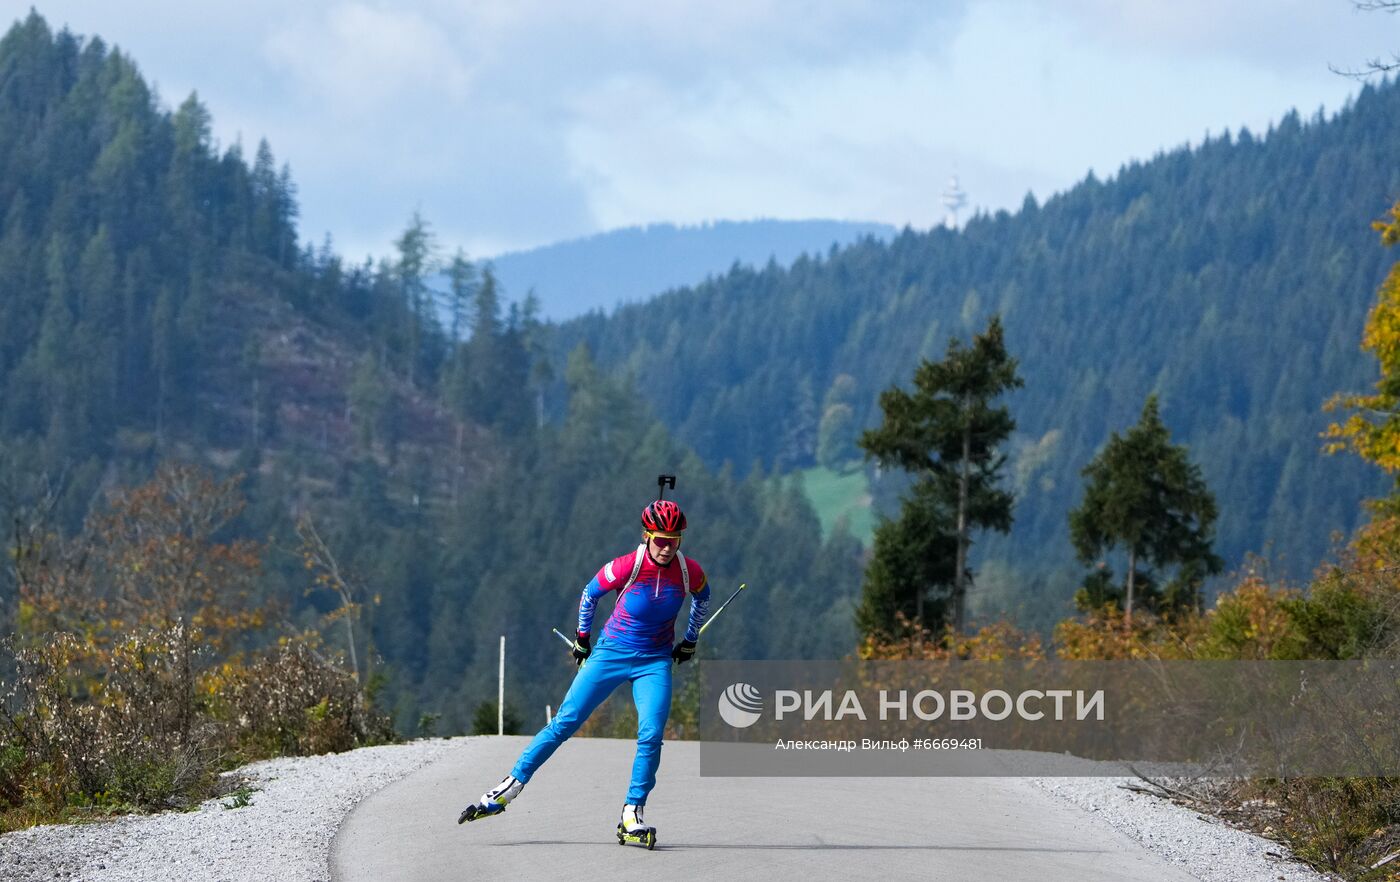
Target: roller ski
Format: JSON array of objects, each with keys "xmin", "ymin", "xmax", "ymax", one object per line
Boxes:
[
  {"xmin": 457, "ymin": 775, "xmax": 523, "ymax": 824},
  {"xmin": 616, "ymin": 804, "xmax": 657, "ymax": 849}
]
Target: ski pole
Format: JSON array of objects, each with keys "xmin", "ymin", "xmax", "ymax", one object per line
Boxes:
[
  {"xmin": 551, "ymin": 627, "xmax": 574, "ymax": 648},
  {"xmin": 698, "ymin": 583, "xmax": 747, "ymax": 637}
]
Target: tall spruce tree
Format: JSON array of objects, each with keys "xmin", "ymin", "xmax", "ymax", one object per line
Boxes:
[
  {"xmin": 445, "ymin": 249, "xmax": 477, "ymax": 343},
  {"xmin": 392, "ymin": 212, "xmax": 437, "ymax": 387},
  {"xmin": 854, "ymin": 483, "xmax": 958, "ymax": 639},
  {"xmin": 1069, "ymin": 395, "xmax": 1223, "ymax": 622},
  {"xmin": 858, "ymin": 314, "xmax": 1022, "ymax": 633}
]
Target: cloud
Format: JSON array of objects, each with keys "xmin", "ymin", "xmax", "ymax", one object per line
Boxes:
[
  {"xmin": 430, "ymin": 0, "xmax": 964, "ymax": 87},
  {"xmin": 14, "ymin": 1, "xmax": 1392, "ymax": 261},
  {"xmin": 263, "ymin": 4, "xmax": 475, "ymax": 116},
  {"xmin": 1057, "ymin": 0, "xmax": 1396, "ymax": 76},
  {"xmin": 234, "ymin": 0, "xmax": 972, "ymax": 254},
  {"xmin": 560, "ymin": 0, "xmax": 1385, "ymax": 238}
]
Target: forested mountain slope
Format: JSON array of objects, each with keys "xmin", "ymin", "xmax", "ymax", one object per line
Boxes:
[
  {"xmin": 0, "ymin": 13, "xmax": 863, "ymax": 732},
  {"xmin": 559, "ymin": 84, "xmax": 1400, "ymax": 615}
]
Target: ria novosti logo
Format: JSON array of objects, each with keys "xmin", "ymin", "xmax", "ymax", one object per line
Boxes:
[
  {"xmin": 718, "ymin": 683, "xmax": 764, "ymax": 728},
  {"xmin": 716, "ymin": 683, "xmax": 1107, "ymax": 729}
]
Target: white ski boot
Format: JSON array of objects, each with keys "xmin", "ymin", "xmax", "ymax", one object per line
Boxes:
[
  {"xmin": 457, "ymin": 775, "xmax": 523, "ymax": 824},
  {"xmin": 616, "ymin": 803, "xmax": 656, "ymax": 849}
]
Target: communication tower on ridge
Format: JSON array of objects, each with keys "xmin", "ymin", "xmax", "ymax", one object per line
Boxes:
[{"xmin": 941, "ymin": 175, "xmax": 967, "ymax": 229}]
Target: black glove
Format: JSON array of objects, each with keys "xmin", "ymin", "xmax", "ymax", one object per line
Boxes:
[
  {"xmin": 572, "ymin": 631, "xmax": 591, "ymax": 666},
  {"xmin": 671, "ymin": 639, "xmax": 697, "ymax": 664}
]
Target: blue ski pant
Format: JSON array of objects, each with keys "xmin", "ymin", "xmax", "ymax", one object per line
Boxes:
[{"xmin": 510, "ymin": 640, "xmax": 672, "ymax": 805}]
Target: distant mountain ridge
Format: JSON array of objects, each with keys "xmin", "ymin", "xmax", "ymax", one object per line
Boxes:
[{"xmin": 481, "ymin": 219, "xmax": 896, "ymax": 320}]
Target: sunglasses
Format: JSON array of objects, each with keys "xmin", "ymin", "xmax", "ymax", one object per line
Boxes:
[{"xmin": 647, "ymin": 532, "xmax": 682, "ymax": 549}]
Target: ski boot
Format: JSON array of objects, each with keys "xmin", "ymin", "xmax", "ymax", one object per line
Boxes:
[
  {"xmin": 457, "ymin": 775, "xmax": 523, "ymax": 824},
  {"xmin": 616, "ymin": 803, "xmax": 657, "ymax": 849}
]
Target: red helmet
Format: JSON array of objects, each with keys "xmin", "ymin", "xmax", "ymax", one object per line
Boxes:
[{"xmin": 642, "ymin": 500, "xmax": 686, "ymax": 533}]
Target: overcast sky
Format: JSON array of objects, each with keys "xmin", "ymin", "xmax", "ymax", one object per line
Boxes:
[{"xmin": 17, "ymin": 1, "xmax": 1398, "ymax": 261}]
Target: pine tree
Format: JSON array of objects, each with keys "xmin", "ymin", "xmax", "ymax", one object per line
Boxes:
[
  {"xmin": 854, "ymin": 484, "xmax": 958, "ymax": 640},
  {"xmin": 858, "ymin": 314, "xmax": 1022, "ymax": 632},
  {"xmin": 348, "ymin": 354, "xmax": 391, "ymax": 453},
  {"xmin": 392, "ymin": 212, "xmax": 437, "ymax": 386},
  {"xmin": 1069, "ymin": 395, "xmax": 1223, "ymax": 622},
  {"xmin": 249, "ymin": 140, "xmax": 281, "ymax": 260},
  {"xmin": 776, "ymin": 377, "xmax": 818, "ymax": 471},
  {"xmin": 519, "ymin": 292, "xmax": 553, "ymax": 429},
  {"xmin": 36, "ymin": 238, "xmax": 78, "ymax": 454},
  {"xmin": 445, "ymin": 249, "xmax": 477, "ymax": 343},
  {"xmin": 453, "ymin": 267, "xmax": 505, "ymax": 425},
  {"xmin": 75, "ymin": 226, "xmax": 120, "ymax": 441}
]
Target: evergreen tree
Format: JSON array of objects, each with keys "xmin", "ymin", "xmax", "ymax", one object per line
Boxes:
[
  {"xmin": 392, "ymin": 212, "xmax": 438, "ymax": 387},
  {"xmin": 519, "ymin": 292, "xmax": 553, "ymax": 430},
  {"xmin": 249, "ymin": 140, "xmax": 299, "ymax": 264},
  {"xmin": 348, "ymin": 354, "xmax": 392, "ymax": 453},
  {"xmin": 445, "ymin": 249, "xmax": 477, "ymax": 342},
  {"xmin": 858, "ymin": 315, "xmax": 1022, "ymax": 632},
  {"xmin": 817, "ymin": 373, "xmax": 858, "ymax": 470},
  {"xmin": 448, "ymin": 267, "xmax": 530, "ymax": 430},
  {"xmin": 1069, "ymin": 395, "xmax": 1223, "ymax": 621},
  {"xmin": 854, "ymin": 484, "xmax": 958, "ymax": 640},
  {"xmin": 552, "ymin": 80, "xmax": 1400, "ymax": 599},
  {"xmin": 471, "ymin": 265, "xmax": 503, "ymax": 341},
  {"xmin": 776, "ymin": 377, "xmax": 818, "ymax": 471}
]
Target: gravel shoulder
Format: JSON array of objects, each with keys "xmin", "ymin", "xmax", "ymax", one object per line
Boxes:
[
  {"xmin": 0, "ymin": 738, "xmax": 1340, "ymax": 882},
  {"xmin": 0, "ymin": 739, "xmax": 455, "ymax": 882},
  {"xmin": 1029, "ymin": 777, "xmax": 1337, "ymax": 882}
]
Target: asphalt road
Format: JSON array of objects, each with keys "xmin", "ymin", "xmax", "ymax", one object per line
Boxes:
[{"xmin": 330, "ymin": 735, "xmax": 1199, "ymax": 882}]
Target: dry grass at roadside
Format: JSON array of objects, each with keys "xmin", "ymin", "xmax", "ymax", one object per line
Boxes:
[{"xmin": 1128, "ymin": 774, "xmax": 1400, "ymax": 882}]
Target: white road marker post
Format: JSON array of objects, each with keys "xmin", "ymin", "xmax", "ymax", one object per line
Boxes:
[{"xmin": 498, "ymin": 635, "xmax": 505, "ymax": 736}]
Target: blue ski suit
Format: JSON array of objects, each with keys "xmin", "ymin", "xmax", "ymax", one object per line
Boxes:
[{"xmin": 510, "ymin": 545, "xmax": 710, "ymax": 804}]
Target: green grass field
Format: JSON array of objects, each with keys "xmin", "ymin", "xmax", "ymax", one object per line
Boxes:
[{"xmin": 794, "ymin": 465, "xmax": 875, "ymax": 546}]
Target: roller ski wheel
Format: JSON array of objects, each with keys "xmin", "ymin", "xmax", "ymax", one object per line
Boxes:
[
  {"xmin": 458, "ymin": 802, "xmax": 505, "ymax": 824},
  {"xmin": 457, "ymin": 775, "xmax": 523, "ymax": 825},
  {"xmin": 616, "ymin": 826, "xmax": 656, "ymax": 850},
  {"xmin": 616, "ymin": 804, "xmax": 656, "ymax": 850}
]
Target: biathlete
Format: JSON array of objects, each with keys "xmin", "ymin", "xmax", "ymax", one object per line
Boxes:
[{"xmin": 458, "ymin": 499, "xmax": 711, "ymax": 847}]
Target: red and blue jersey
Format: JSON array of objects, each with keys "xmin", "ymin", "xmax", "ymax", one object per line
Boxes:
[{"xmin": 577, "ymin": 546, "xmax": 710, "ymax": 654}]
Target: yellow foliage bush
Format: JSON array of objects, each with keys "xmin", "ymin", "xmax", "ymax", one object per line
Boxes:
[
  {"xmin": 0, "ymin": 465, "xmax": 392, "ymax": 832},
  {"xmin": 860, "ymin": 614, "xmax": 1045, "ymax": 660}
]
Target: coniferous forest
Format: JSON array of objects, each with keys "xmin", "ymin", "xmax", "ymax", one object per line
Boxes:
[
  {"xmin": 559, "ymin": 84, "xmax": 1400, "ymax": 623},
  {"xmin": 1, "ymin": 9, "xmax": 1399, "ymax": 729},
  {"xmin": 0, "ymin": 14, "xmax": 862, "ymax": 735},
  {"xmin": 9, "ymin": 11, "xmax": 1400, "ymax": 873}
]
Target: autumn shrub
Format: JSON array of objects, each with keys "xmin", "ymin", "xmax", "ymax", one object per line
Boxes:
[
  {"xmin": 1223, "ymin": 777, "xmax": 1400, "ymax": 881},
  {"xmin": 215, "ymin": 635, "xmax": 394, "ymax": 760},
  {"xmin": 1317, "ymin": 515, "xmax": 1400, "ymax": 658},
  {"xmin": 1048, "ymin": 566, "xmax": 1400, "ymax": 882},
  {"xmin": 1051, "ymin": 603, "xmax": 1182, "ymax": 660},
  {"xmin": 1175, "ymin": 571, "xmax": 1392, "ymax": 662},
  {"xmin": 0, "ymin": 465, "xmax": 395, "ymax": 831},
  {"xmin": 0, "ymin": 629, "xmax": 394, "ymax": 831},
  {"xmin": 1184, "ymin": 576, "xmax": 1308, "ymax": 659},
  {"xmin": 859, "ymin": 613, "xmax": 1045, "ymax": 660},
  {"xmin": 0, "ymin": 626, "xmax": 221, "ymax": 829}
]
